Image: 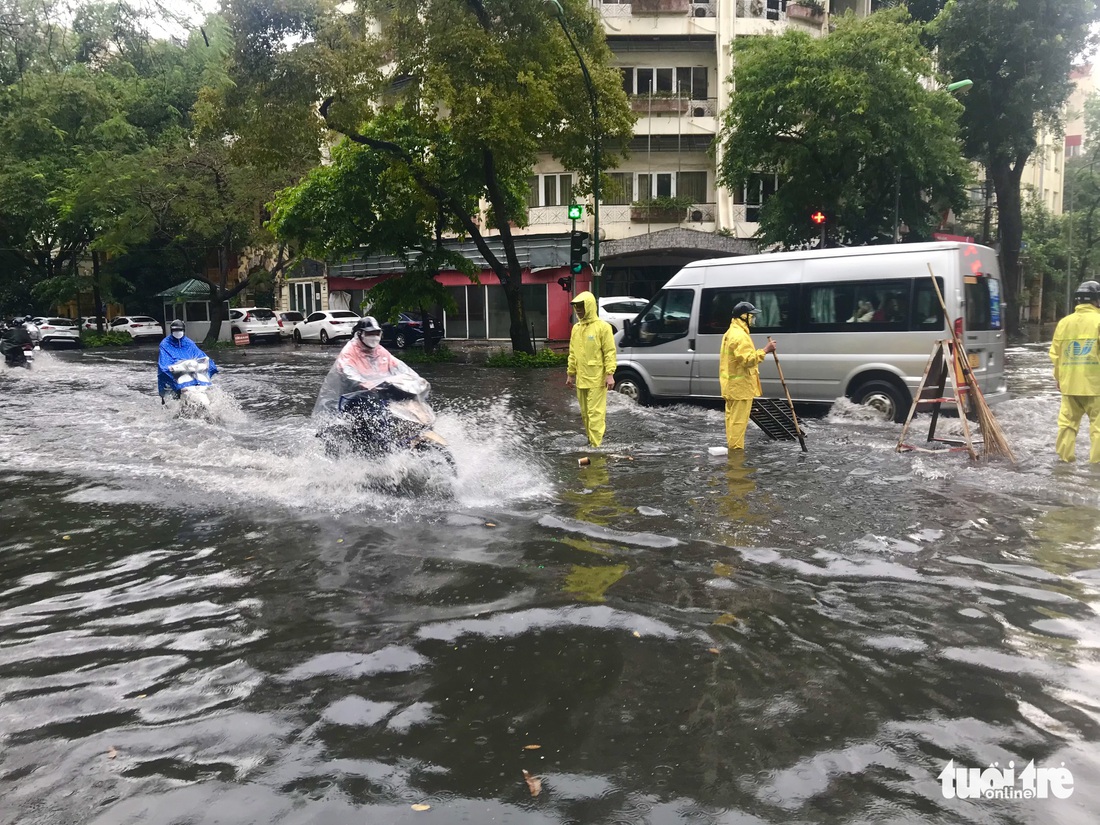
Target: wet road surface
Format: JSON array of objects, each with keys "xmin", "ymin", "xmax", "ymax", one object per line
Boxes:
[{"xmin": 1, "ymin": 341, "xmax": 1099, "ymax": 824}]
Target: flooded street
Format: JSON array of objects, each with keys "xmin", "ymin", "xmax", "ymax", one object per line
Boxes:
[{"xmin": 2, "ymin": 342, "xmax": 1099, "ymax": 824}]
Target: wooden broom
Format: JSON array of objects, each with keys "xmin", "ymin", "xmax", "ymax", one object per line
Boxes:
[{"xmin": 927, "ymin": 264, "xmax": 1016, "ymax": 463}]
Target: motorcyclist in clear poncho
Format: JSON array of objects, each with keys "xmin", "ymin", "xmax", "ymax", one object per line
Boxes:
[{"xmin": 314, "ymin": 317, "xmax": 438, "ymax": 454}]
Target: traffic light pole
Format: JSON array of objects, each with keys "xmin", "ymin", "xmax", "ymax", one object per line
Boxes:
[{"xmin": 549, "ymin": 0, "xmax": 600, "ymax": 299}]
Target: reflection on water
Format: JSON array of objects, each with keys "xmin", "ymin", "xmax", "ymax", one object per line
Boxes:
[{"xmin": 2, "ymin": 345, "xmax": 1100, "ymax": 824}]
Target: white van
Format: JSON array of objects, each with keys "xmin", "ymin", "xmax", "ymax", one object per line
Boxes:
[{"xmin": 613, "ymin": 242, "xmax": 1007, "ymax": 422}]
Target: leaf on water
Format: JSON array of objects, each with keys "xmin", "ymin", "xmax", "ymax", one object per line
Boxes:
[
  {"xmin": 135, "ymin": 694, "xmax": 147, "ymax": 699},
  {"xmin": 522, "ymin": 769, "xmax": 542, "ymax": 797},
  {"xmin": 713, "ymin": 562, "xmax": 734, "ymax": 577},
  {"xmin": 523, "ymin": 744, "xmax": 541, "ymax": 750},
  {"xmin": 62, "ymin": 535, "xmax": 71, "ymax": 540},
  {"xmin": 411, "ymin": 803, "xmax": 431, "ymax": 811},
  {"xmin": 244, "ymin": 556, "xmax": 255, "ymax": 561},
  {"xmin": 713, "ymin": 613, "xmax": 738, "ymax": 626},
  {"xmin": 632, "ymin": 631, "xmax": 641, "ymax": 638},
  {"xmin": 485, "ymin": 522, "xmax": 497, "ymax": 527},
  {"xmin": 707, "ymin": 648, "xmax": 720, "ymax": 655},
  {"xmin": 337, "ymin": 539, "xmax": 344, "ymax": 543},
  {"xmin": 107, "ymin": 747, "xmax": 117, "ymax": 759}
]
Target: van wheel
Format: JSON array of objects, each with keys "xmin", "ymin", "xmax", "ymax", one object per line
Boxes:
[
  {"xmin": 851, "ymin": 379, "xmax": 909, "ymax": 423},
  {"xmin": 614, "ymin": 370, "xmax": 651, "ymax": 406}
]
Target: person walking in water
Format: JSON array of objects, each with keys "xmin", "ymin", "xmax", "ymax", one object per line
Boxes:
[
  {"xmin": 1050, "ymin": 280, "xmax": 1100, "ymax": 463},
  {"xmin": 566, "ymin": 291, "xmax": 617, "ymax": 448},
  {"xmin": 720, "ymin": 301, "xmax": 776, "ymax": 451}
]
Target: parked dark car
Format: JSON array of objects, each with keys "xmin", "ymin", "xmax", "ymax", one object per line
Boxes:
[{"xmin": 381, "ymin": 312, "xmax": 445, "ymax": 349}]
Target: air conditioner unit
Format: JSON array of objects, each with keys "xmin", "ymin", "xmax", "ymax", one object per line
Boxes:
[
  {"xmin": 691, "ymin": 210, "xmax": 704, "ymax": 222},
  {"xmin": 692, "ymin": 106, "xmax": 706, "ymax": 117}
]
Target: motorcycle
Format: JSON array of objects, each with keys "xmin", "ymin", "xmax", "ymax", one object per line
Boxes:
[
  {"xmin": 1, "ymin": 338, "xmax": 37, "ymax": 369},
  {"xmin": 166, "ymin": 356, "xmax": 214, "ymax": 416},
  {"xmin": 318, "ymin": 372, "xmax": 453, "ymax": 467}
]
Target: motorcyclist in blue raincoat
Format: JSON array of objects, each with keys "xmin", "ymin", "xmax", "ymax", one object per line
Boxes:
[{"xmin": 158, "ymin": 319, "xmax": 217, "ymax": 401}]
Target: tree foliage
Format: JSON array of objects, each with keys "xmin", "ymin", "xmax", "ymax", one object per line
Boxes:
[
  {"xmin": 1065, "ymin": 95, "xmax": 1100, "ymax": 290},
  {"xmin": 718, "ymin": 8, "xmax": 969, "ymax": 248},
  {"xmin": 934, "ymin": 0, "xmax": 1100, "ymax": 332},
  {"xmin": 227, "ymin": 0, "xmax": 635, "ymax": 353}
]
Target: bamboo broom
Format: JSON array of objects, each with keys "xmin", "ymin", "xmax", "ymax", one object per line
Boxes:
[{"xmin": 928, "ymin": 264, "xmax": 1016, "ymax": 463}]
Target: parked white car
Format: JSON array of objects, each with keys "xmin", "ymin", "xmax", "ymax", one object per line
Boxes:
[
  {"xmin": 32, "ymin": 317, "xmax": 82, "ymax": 346},
  {"xmin": 230, "ymin": 307, "xmax": 281, "ymax": 343},
  {"xmin": 80, "ymin": 316, "xmax": 109, "ymax": 331},
  {"xmin": 107, "ymin": 315, "xmax": 163, "ymax": 341},
  {"xmin": 275, "ymin": 310, "xmax": 305, "ymax": 339},
  {"xmin": 598, "ymin": 297, "xmax": 650, "ymax": 333},
  {"xmin": 293, "ymin": 310, "xmax": 361, "ymax": 344}
]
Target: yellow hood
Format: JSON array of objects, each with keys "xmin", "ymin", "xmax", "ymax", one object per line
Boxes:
[{"xmin": 571, "ymin": 291, "xmax": 599, "ymax": 325}]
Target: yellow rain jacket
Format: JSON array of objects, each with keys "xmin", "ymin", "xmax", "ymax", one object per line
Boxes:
[
  {"xmin": 1050, "ymin": 304, "xmax": 1100, "ymax": 396},
  {"xmin": 719, "ymin": 317, "xmax": 766, "ymax": 400},
  {"xmin": 567, "ymin": 291, "xmax": 617, "ymax": 388}
]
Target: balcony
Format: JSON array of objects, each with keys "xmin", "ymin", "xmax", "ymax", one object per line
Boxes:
[
  {"xmin": 631, "ymin": 0, "xmax": 690, "ymax": 14},
  {"xmin": 598, "ymin": 1, "xmax": 717, "ymax": 35},
  {"xmin": 630, "ymin": 96, "xmax": 718, "ymax": 116}
]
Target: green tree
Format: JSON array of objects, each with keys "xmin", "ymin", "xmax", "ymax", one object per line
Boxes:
[
  {"xmin": 935, "ymin": 0, "xmax": 1099, "ymax": 333},
  {"xmin": 1064, "ymin": 95, "xmax": 1100, "ymax": 299},
  {"xmin": 226, "ymin": 0, "xmax": 634, "ymax": 354},
  {"xmin": 1020, "ymin": 195, "xmax": 1068, "ymax": 325},
  {"xmin": 269, "ymin": 121, "xmax": 478, "ymax": 351},
  {"xmin": 718, "ymin": 8, "xmax": 969, "ymax": 248}
]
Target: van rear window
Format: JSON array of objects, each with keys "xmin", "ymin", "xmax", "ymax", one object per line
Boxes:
[{"xmin": 965, "ymin": 275, "xmax": 1001, "ymax": 331}]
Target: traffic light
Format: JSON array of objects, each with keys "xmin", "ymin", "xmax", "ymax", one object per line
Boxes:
[
  {"xmin": 567, "ymin": 203, "xmax": 583, "ymax": 221},
  {"xmin": 569, "ymin": 230, "xmax": 589, "ymax": 275},
  {"xmin": 557, "ymin": 276, "xmax": 573, "ymax": 292},
  {"xmin": 810, "ymin": 209, "xmax": 828, "ymax": 226}
]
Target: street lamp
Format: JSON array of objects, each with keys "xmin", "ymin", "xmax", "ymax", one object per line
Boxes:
[
  {"xmin": 893, "ymin": 79, "xmax": 973, "ymax": 242},
  {"xmin": 547, "ymin": 0, "xmax": 601, "ymax": 299}
]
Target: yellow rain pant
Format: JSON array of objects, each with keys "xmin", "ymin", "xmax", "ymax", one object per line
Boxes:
[
  {"xmin": 724, "ymin": 398, "xmax": 753, "ymax": 450},
  {"xmin": 577, "ymin": 385, "xmax": 608, "ymax": 448},
  {"xmin": 1056, "ymin": 395, "xmax": 1100, "ymax": 463}
]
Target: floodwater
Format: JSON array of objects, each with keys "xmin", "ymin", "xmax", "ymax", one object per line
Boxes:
[{"xmin": 1, "ymin": 341, "xmax": 1099, "ymax": 825}]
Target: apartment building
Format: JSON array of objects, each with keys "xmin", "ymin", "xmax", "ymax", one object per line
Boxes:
[
  {"xmin": 514, "ymin": 0, "xmax": 873, "ymax": 301},
  {"xmin": 313, "ymin": 0, "xmax": 880, "ymax": 340}
]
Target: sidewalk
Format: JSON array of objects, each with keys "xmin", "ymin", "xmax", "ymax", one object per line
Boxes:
[{"xmin": 444, "ymin": 338, "xmax": 569, "ymax": 363}]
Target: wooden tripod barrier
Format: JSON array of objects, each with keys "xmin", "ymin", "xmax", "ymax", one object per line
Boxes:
[{"xmin": 896, "ymin": 339, "xmax": 979, "ymax": 460}]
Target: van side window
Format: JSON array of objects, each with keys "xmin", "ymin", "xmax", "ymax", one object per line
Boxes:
[
  {"xmin": 635, "ymin": 289, "xmax": 694, "ymax": 346},
  {"xmin": 913, "ymin": 278, "xmax": 945, "ymax": 330},
  {"xmin": 699, "ymin": 287, "xmax": 792, "ymax": 334},
  {"xmin": 804, "ymin": 281, "xmax": 913, "ymax": 330}
]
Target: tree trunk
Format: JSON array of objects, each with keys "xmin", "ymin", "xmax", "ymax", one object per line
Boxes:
[
  {"xmin": 205, "ymin": 246, "xmax": 231, "ymax": 345},
  {"xmin": 501, "ymin": 273, "xmax": 533, "ymax": 354},
  {"xmin": 92, "ymin": 251, "xmax": 104, "ymax": 333},
  {"xmin": 418, "ymin": 304, "xmax": 437, "ymax": 353},
  {"xmin": 990, "ymin": 159, "xmax": 1025, "ymax": 336}
]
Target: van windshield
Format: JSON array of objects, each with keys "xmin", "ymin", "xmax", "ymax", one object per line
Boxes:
[{"xmin": 965, "ymin": 274, "xmax": 1002, "ymax": 331}]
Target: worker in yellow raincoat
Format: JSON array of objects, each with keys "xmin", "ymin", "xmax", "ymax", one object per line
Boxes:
[
  {"xmin": 719, "ymin": 301, "xmax": 775, "ymax": 450},
  {"xmin": 1050, "ymin": 280, "xmax": 1100, "ymax": 463},
  {"xmin": 566, "ymin": 291, "xmax": 617, "ymax": 448}
]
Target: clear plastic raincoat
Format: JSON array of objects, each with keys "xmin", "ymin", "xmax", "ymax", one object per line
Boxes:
[{"xmin": 313, "ymin": 338, "xmax": 435, "ymax": 427}]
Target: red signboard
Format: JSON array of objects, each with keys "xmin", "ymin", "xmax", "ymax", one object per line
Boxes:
[{"xmin": 234, "ymin": 333, "xmax": 250, "ymax": 346}]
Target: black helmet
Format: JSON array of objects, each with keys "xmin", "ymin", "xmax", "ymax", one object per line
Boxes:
[
  {"xmin": 23, "ymin": 315, "xmax": 35, "ymax": 324},
  {"xmin": 353, "ymin": 316, "xmax": 383, "ymax": 335},
  {"xmin": 1075, "ymin": 280, "xmax": 1100, "ymax": 304},
  {"xmin": 732, "ymin": 301, "xmax": 761, "ymax": 319},
  {"xmin": 170, "ymin": 319, "xmax": 185, "ymax": 332}
]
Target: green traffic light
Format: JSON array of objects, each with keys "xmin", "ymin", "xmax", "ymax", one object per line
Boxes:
[{"xmin": 567, "ymin": 204, "xmax": 583, "ymax": 221}]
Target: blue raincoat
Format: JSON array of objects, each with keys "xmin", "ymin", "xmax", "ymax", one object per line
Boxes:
[{"xmin": 158, "ymin": 335, "xmax": 217, "ymax": 397}]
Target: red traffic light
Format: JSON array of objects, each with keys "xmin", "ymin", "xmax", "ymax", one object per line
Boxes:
[{"xmin": 810, "ymin": 210, "xmax": 827, "ymax": 225}]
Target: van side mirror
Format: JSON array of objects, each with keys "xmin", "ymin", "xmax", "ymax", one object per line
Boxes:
[{"xmin": 622, "ymin": 318, "xmax": 633, "ymax": 342}]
